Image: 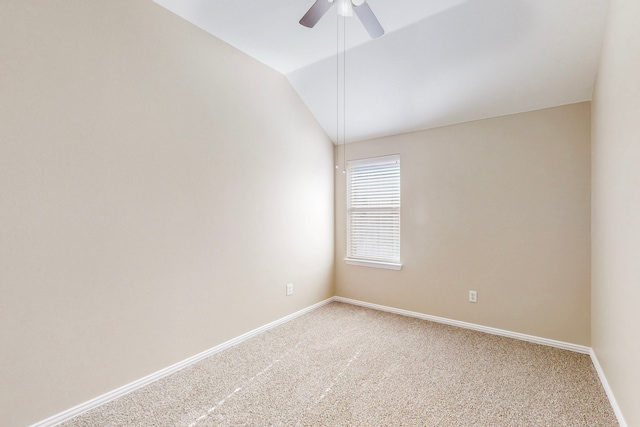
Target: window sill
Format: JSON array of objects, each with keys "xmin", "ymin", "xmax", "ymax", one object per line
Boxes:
[{"xmin": 344, "ymin": 258, "xmax": 403, "ymax": 270}]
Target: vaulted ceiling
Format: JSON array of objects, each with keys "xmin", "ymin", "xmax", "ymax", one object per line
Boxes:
[{"xmin": 154, "ymin": 0, "xmax": 609, "ymax": 143}]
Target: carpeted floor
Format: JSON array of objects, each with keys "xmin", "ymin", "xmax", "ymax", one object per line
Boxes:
[{"xmin": 60, "ymin": 302, "xmax": 618, "ymax": 426}]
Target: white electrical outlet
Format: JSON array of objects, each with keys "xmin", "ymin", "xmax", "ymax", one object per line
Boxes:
[
  {"xmin": 469, "ymin": 290, "xmax": 477, "ymax": 303},
  {"xmin": 286, "ymin": 283, "xmax": 293, "ymax": 296}
]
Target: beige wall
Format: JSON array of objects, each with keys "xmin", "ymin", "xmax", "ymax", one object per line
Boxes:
[
  {"xmin": 0, "ymin": 1, "xmax": 334, "ymax": 426},
  {"xmin": 336, "ymin": 103, "xmax": 592, "ymax": 345},
  {"xmin": 591, "ymin": 0, "xmax": 640, "ymax": 424}
]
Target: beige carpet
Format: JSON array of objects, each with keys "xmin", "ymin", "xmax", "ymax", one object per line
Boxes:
[{"xmin": 60, "ymin": 302, "xmax": 618, "ymax": 426}]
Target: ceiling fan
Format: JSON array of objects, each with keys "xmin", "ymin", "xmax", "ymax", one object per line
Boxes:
[{"xmin": 300, "ymin": 0, "xmax": 385, "ymax": 39}]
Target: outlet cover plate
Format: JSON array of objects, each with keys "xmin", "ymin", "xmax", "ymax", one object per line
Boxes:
[{"xmin": 469, "ymin": 290, "xmax": 477, "ymax": 303}]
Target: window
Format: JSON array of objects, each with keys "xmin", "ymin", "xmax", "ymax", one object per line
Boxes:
[{"xmin": 345, "ymin": 154, "xmax": 401, "ymax": 270}]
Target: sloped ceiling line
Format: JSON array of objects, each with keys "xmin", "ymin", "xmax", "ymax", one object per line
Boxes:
[{"xmin": 155, "ymin": 0, "xmax": 609, "ymax": 143}]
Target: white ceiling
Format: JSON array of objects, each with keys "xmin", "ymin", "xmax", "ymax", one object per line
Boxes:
[{"xmin": 154, "ymin": 0, "xmax": 609, "ymax": 143}]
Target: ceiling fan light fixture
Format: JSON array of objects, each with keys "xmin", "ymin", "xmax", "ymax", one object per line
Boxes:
[
  {"xmin": 337, "ymin": 0, "xmax": 353, "ymax": 17},
  {"xmin": 299, "ymin": 0, "xmax": 384, "ymax": 38}
]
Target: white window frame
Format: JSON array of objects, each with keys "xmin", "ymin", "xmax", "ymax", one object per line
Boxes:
[{"xmin": 345, "ymin": 154, "xmax": 402, "ymax": 270}]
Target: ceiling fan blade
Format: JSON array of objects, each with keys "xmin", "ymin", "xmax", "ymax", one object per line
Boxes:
[
  {"xmin": 352, "ymin": 1, "xmax": 385, "ymax": 38},
  {"xmin": 300, "ymin": 0, "xmax": 335, "ymax": 28}
]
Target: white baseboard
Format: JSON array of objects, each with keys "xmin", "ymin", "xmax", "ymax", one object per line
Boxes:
[
  {"xmin": 334, "ymin": 296, "xmax": 634, "ymax": 426},
  {"xmin": 30, "ymin": 298, "xmax": 334, "ymax": 427},
  {"xmin": 332, "ymin": 296, "xmax": 591, "ymax": 354},
  {"xmin": 589, "ymin": 349, "xmax": 628, "ymax": 427},
  {"xmin": 30, "ymin": 296, "xmax": 628, "ymax": 427}
]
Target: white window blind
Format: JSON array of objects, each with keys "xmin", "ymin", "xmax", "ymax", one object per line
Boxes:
[{"xmin": 347, "ymin": 155, "xmax": 400, "ymax": 265}]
